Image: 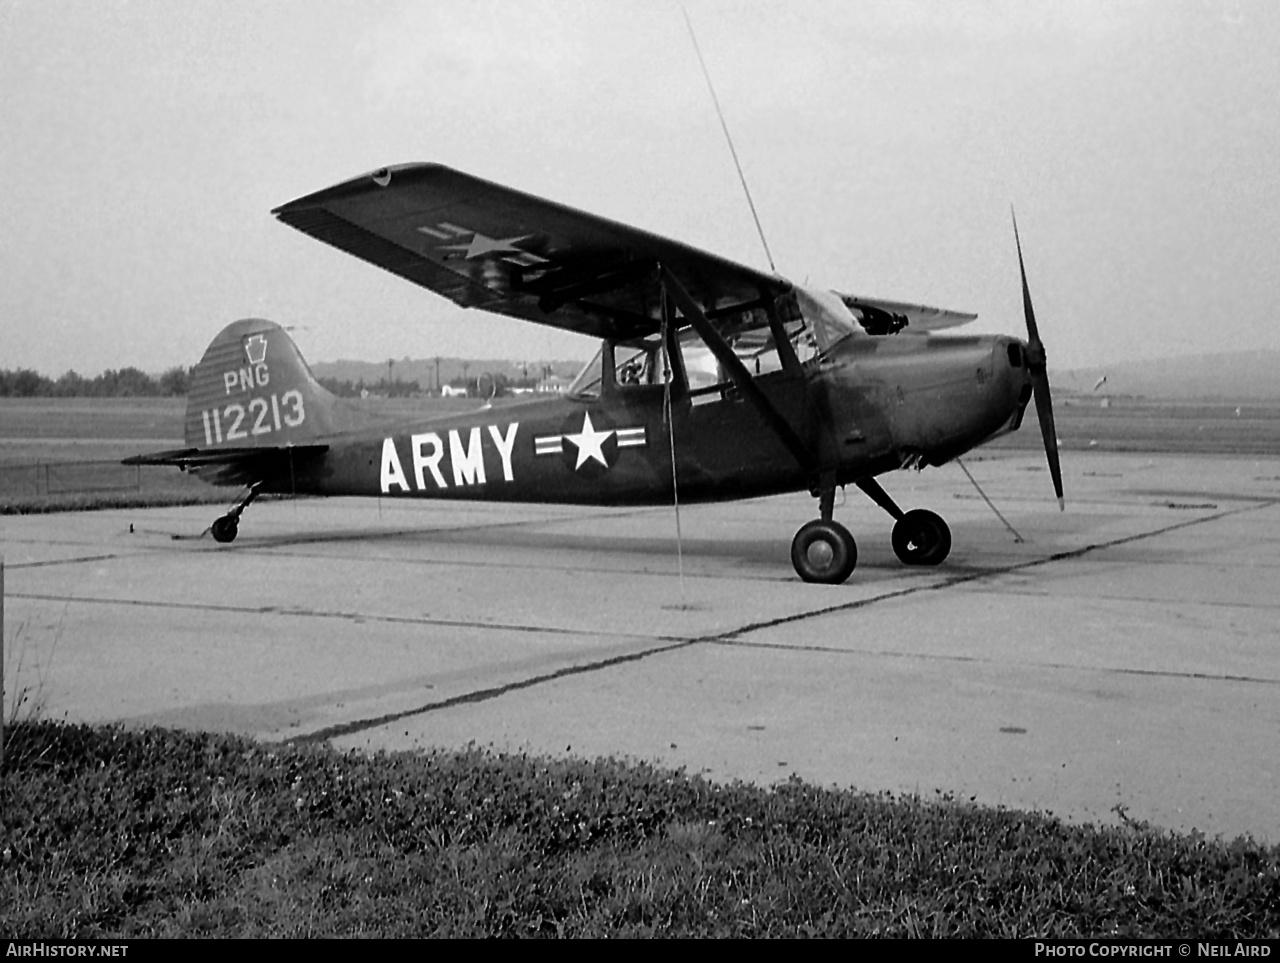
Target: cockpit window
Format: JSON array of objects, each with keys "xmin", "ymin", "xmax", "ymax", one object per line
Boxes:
[
  {"xmin": 677, "ymin": 324, "xmax": 812, "ymax": 390},
  {"xmin": 568, "ymin": 337, "xmax": 661, "ymax": 398},
  {"xmin": 676, "ymin": 301, "xmax": 826, "ymax": 393},
  {"xmin": 615, "ymin": 342, "xmax": 656, "ymax": 386},
  {"xmin": 567, "ymin": 286, "xmax": 856, "ymax": 398}
]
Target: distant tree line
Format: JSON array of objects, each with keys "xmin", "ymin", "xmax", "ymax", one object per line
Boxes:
[
  {"xmin": 317, "ymin": 376, "xmax": 424, "ymax": 399},
  {"xmin": 0, "ymin": 366, "xmax": 192, "ymax": 398},
  {"xmin": 318, "ymin": 371, "xmax": 543, "ymax": 399},
  {"xmin": 1, "ymin": 366, "xmax": 550, "ymax": 399}
]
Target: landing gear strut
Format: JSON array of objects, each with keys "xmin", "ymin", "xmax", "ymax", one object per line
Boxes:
[
  {"xmin": 790, "ymin": 476, "xmax": 953, "ymax": 582},
  {"xmin": 210, "ymin": 484, "xmax": 262, "ymax": 544}
]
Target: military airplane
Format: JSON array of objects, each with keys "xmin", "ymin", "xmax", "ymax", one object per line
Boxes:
[{"xmin": 126, "ymin": 163, "xmax": 1063, "ymax": 584}]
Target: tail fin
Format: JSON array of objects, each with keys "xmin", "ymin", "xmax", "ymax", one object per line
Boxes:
[{"xmin": 185, "ymin": 318, "xmax": 342, "ymax": 449}]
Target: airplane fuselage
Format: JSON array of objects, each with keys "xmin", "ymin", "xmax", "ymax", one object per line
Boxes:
[
  {"xmin": 130, "ymin": 161, "xmax": 1061, "ymax": 583},
  {"xmin": 239, "ymin": 332, "xmax": 1032, "ymax": 508}
]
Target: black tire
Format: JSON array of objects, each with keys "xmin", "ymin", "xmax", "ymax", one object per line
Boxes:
[
  {"xmin": 791, "ymin": 519, "xmax": 857, "ymax": 584},
  {"xmin": 891, "ymin": 509, "xmax": 951, "ymax": 566},
  {"xmin": 210, "ymin": 515, "xmax": 239, "ymax": 544}
]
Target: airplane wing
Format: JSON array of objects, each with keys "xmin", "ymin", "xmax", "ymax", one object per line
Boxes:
[
  {"xmin": 836, "ymin": 293, "xmax": 977, "ymax": 335},
  {"xmin": 272, "ymin": 163, "xmax": 788, "ymax": 342}
]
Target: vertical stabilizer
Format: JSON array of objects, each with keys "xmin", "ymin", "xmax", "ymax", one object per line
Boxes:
[{"xmin": 184, "ymin": 318, "xmax": 338, "ymax": 449}]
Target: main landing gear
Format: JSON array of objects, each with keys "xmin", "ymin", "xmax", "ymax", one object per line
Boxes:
[
  {"xmin": 790, "ymin": 484, "xmax": 857, "ymax": 584},
  {"xmin": 788, "ymin": 477, "xmax": 952, "ymax": 584},
  {"xmin": 209, "ymin": 484, "xmax": 261, "ymax": 544}
]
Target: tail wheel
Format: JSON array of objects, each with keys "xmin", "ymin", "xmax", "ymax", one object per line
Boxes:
[
  {"xmin": 210, "ymin": 515, "xmax": 239, "ymax": 544},
  {"xmin": 791, "ymin": 519, "xmax": 857, "ymax": 584},
  {"xmin": 891, "ymin": 509, "xmax": 951, "ymax": 566}
]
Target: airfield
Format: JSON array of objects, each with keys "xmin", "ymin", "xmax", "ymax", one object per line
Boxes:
[{"xmin": 4, "ymin": 436, "xmax": 1278, "ymax": 844}]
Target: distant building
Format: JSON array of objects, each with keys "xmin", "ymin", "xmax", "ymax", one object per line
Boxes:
[{"xmin": 537, "ymin": 375, "xmax": 572, "ymax": 395}]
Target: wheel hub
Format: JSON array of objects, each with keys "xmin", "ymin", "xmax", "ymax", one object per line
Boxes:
[{"xmin": 806, "ymin": 540, "xmax": 835, "ymax": 570}]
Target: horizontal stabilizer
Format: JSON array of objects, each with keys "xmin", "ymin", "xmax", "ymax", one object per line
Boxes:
[
  {"xmin": 836, "ymin": 293, "xmax": 977, "ymax": 335},
  {"xmin": 122, "ymin": 444, "xmax": 329, "ymax": 468},
  {"xmin": 123, "ymin": 444, "xmax": 329, "ymax": 489}
]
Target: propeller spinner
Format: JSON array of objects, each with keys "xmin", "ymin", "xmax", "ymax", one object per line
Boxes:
[{"xmin": 1012, "ymin": 209, "xmax": 1065, "ymax": 510}]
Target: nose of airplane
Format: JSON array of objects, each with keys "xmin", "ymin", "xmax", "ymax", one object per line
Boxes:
[{"xmin": 990, "ymin": 337, "xmax": 1035, "ymax": 432}]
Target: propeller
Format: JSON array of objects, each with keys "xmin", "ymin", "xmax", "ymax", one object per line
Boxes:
[{"xmin": 1012, "ymin": 208, "xmax": 1064, "ymax": 510}]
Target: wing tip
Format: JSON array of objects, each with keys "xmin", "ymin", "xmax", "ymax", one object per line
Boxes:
[{"xmin": 271, "ymin": 162, "xmax": 448, "ymax": 215}]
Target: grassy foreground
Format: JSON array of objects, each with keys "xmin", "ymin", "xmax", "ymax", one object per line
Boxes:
[{"xmin": 1, "ymin": 723, "xmax": 1276, "ymax": 938}]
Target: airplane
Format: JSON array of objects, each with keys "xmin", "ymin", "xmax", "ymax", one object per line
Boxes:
[{"xmin": 125, "ymin": 162, "xmax": 1063, "ymax": 585}]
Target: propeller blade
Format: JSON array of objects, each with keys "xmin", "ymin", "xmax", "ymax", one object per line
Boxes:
[
  {"xmin": 1012, "ymin": 208, "xmax": 1064, "ymax": 510},
  {"xmin": 1031, "ymin": 374, "xmax": 1064, "ymax": 510}
]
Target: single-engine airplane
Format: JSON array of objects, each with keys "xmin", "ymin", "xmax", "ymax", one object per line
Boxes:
[{"xmin": 126, "ymin": 163, "xmax": 1063, "ymax": 584}]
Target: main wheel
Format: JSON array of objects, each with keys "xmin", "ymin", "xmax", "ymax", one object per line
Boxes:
[
  {"xmin": 210, "ymin": 515, "xmax": 239, "ymax": 544},
  {"xmin": 791, "ymin": 519, "xmax": 857, "ymax": 584},
  {"xmin": 891, "ymin": 509, "xmax": 951, "ymax": 566}
]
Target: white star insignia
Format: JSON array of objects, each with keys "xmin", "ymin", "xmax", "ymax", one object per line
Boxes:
[
  {"xmin": 563, "ymin": 412, "xmax": 614, "ymax": 470},
  {"xmin": 441, "ymin": 232, "xmax": 534, "ymax": 260}
]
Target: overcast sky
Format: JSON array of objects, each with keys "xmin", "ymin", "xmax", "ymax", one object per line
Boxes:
[{"xmin": 2, "ymin": 0, "xmax": 1276, "ymax": 375}]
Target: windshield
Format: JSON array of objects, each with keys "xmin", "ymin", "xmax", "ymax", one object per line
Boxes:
[{"xmin": 790, "ymin": 285, "xmax": 858, "ymax": 354}]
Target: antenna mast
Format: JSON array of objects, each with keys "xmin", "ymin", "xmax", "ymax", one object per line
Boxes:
[{"xmin": 683, "ymin": 7, "xmax": 777, "ymax": 274}]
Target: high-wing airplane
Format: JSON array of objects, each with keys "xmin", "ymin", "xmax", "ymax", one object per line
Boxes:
[{"xmin": 125, "ymin": 163, "xmax": 1062, "ymax": 584}]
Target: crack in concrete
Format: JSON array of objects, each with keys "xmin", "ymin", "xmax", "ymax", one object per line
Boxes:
[{"xmin": 8, "ymin": 591, "xmax": 678, "ymax": 644}]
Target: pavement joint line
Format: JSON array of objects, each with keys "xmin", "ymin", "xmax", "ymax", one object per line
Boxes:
[
  {"xmin": 953, "ymin": 588, "xmax": 1280, "ymax": 611},
  {"xmin": 6, "ymin": 554, "xmax": 124, "ymax": 570},
  {"xmin": 291, "ymin": 637, "xmax": 698, "ymax": 745},
  {"xmin": 6, "ymin": 591, "xmax": 684, "ymax": 644},
  {"xmin": 705, "ymin": 638, "xmax": 1280, "ymax": 687}
]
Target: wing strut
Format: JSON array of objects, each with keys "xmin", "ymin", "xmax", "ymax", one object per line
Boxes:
[{"xmin": 660, "ymin": 266, "xmax": 818, "ymax": 476}]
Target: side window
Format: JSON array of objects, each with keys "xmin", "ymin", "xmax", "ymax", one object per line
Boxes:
[
  {"xmin": 615, "ymin": 342, "xmax": 657, "ymax": 387},
  {"xmin": 678, "ymin": 315, "xmax": 814, "ymax": 400},
  {"xmin": 568, "ymin": 338, "xmax": 663, "ymax": 398}
]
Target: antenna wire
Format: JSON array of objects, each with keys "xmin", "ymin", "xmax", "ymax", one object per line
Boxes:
[{"xmin": 683, "ymin": 6, "xmax": 777, "ymax": 273}]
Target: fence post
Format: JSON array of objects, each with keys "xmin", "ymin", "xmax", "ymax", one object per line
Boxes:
[{"xmin": 2, "ymin": 555, "xmax": 6, "ymax": 774}]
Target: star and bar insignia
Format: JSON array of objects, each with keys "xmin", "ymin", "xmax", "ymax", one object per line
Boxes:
[
  {"xmin": 534, "ymin": 411, "xmax": 647, "ymax": 476},
  {"xmin": 416, "ymin": 221, "xmax": 548, "ymax": 268}
]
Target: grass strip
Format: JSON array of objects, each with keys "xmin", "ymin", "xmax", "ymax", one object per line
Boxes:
[{"xmin": 2, "ymin": 722, "xmax": 1276, "ymax": 938}]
